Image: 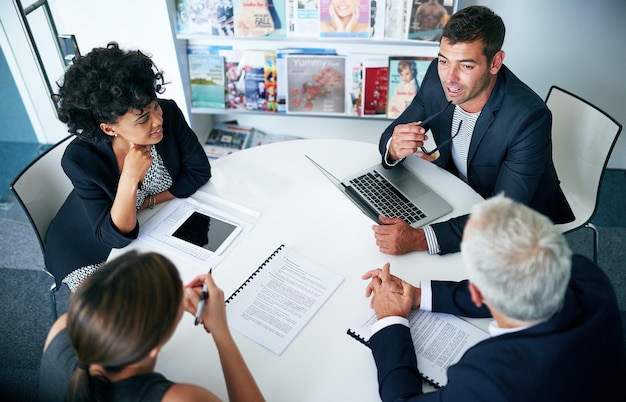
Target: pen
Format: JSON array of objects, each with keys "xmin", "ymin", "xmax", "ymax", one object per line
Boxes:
[{"xmin": 194, "ymin": 267, "xmax": 212, "ymax": 326}]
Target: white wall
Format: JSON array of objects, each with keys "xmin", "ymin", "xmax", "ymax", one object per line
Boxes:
[
  {"xmin": 48, "ymin": 0, "xmax": 189, "ymax": 121},
  {"xmin": 468, "ymin": 0, "xmax": 626, "ymax": 168}
]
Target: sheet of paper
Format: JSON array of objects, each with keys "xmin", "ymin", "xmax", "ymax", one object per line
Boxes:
[
  {"xmin": 348, "ymin": 308, "xmax": 489, "ymax": 387},
  {"xmin": 226, "ymin": 245, "xmax": 343, "ymax": 355}
]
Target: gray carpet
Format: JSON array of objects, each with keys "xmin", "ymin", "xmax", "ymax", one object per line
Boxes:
[
  {"xmin": 0, "ymin": 268, "xmax": 69, "ymax": 401},
  {"xmin": 0, "ymin": 218, "xmax": 44, "ymax": 270}
]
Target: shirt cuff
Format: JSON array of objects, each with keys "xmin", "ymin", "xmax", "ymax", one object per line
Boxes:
[
  {"xmin": 419, "ymin": 280, "xmax": 433, "ymax": 311},
  {"xmin": 371, "ymin": 316, "xmax": 410, "ymax": 337},
  {"xmin": 422, "ymin": 225, "xmax": 440, "ymax": 255},
  {"xmin": 384, "ymin": 138, "xmax": 402, "ymax": 166},
  {"xmin": 370, "ymin": 281, "xmax": 431, "ymax": 336}
]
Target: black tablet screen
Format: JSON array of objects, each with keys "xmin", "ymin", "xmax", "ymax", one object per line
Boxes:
[{"xmin": 171, "ymin": 211, "xmax": 237, "ymax": 252}]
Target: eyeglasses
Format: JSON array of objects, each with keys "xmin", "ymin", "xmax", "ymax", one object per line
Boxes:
[
  {"xmin": 412, "ymin": 100, "xmax": 456, "ymax": 156},
  {"xmin": 418, "ymin": 100, "xmax": 452, "ymax": 128},
  {"xmin": 421, "ymin": 119, "xmax": 463, "ymax": 156}
]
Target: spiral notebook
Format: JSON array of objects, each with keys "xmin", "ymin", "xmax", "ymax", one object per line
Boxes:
[
  {"xmin": 347, "ymin": 308, "xmax": 489, "ymax": 388},
  {"xmin": 226, "ymin": 244, "xmax": 343, "ymax": 355}
]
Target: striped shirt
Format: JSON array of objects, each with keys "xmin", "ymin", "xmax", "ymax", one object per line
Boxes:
[
  {"xmin": 451, "ymin": 105, "xmax": 481, "ymax": 181},
  {"xmin": 424, "ymin": 106, "xmax": 480, "ymax": 254}
]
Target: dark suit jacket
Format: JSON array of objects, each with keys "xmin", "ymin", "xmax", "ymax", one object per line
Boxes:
[
  {"xmin": 369, "ymin": 255, "xmax": 626, "ymax": 401},
  {"xmin": 379, "ymin": 60, "xmax": 574, "ymax": 254},
  {"xmin": 45, "ymin": 99, "xmax": 211, "ymax": 286}
]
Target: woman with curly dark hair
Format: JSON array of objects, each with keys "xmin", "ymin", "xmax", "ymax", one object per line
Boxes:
[{"xmin": 45, "ymin": 42, "xmax": 211, "ymax": 291}]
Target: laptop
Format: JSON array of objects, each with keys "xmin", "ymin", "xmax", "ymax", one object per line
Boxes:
[{"xmin": 305, "ymin": 155, "xmax": 453, "ymax": 227}]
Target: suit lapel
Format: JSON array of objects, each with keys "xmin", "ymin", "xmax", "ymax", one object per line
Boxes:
[
  {"xmin": 466, "ymin": 68, "xmax": 508, "ymax": 176},
  {"xmin": 467, "ymin": 109, "xmax": 494, "ymax": 168}
]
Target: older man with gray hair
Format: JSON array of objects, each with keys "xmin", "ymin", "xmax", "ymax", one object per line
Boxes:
[{"xmin": 363, "ymin": 195, "xmax": 626, "ymax": 401}]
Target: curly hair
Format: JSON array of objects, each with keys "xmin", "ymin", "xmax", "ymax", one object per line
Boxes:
[{"xmin": 52, "ymin": 42, "xmax": 166, "ymax": 143}]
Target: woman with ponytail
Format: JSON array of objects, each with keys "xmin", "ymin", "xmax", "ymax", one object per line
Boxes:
[{"xmin": 38, "ymin": 251, "xmax": 264, "ymax": 402}]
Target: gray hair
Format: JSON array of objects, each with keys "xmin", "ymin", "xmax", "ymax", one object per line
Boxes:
[{"xmin": 461, "ymin": 195, "xmax": 572, "ymax": 321}]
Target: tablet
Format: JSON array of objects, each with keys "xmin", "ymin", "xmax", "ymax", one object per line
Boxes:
[{"xmin": 168, "ymin": 210, "xmax": 242, "ymax": 256}]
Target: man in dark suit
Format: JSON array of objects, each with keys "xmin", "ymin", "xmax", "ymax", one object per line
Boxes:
[
  {"xmin": 373, "ymin": 6, "xmax": 573, "ymax": 256},
  {"xmin": 362, "ymin": 195, "xmax": 626, "ymax": 401}
]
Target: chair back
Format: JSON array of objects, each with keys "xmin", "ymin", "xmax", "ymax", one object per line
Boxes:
[
  {"xmin": 10, "ymin": 135, "xmax": 75, "ymax": 254},
  {"xmin": 546, "ymin": 86, "xmax": 622, "ymax": 232}
]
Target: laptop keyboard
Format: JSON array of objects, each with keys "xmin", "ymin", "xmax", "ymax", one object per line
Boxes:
[{"xmin": 349, "ymin": 171, "xmax": 427, "ymax": 224}]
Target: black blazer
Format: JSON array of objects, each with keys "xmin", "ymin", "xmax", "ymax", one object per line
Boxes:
[
  {"xmin": 379, "ymin": 60, "xmax": 574, "ymax": 254},
  {"xmin": 45, "ymin": 99, "xmax": 211, "ymax": 286},
  {"xmin": 369, "ymin": 255, "xmax": 626, "ymax": 401}
]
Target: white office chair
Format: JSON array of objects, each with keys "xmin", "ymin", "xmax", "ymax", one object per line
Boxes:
[
  {"xmin": 10, "ymin": 135, "xmax": 75, "ymax": 320},
  {"xmin": 546, "ymin": 86, "xmax": 622, "ymax": 263}
]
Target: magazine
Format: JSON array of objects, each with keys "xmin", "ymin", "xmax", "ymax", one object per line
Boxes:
[
  {"xmin": 287, "ymin": 0, "xmax": 320, "ymax": 38},
  {"xmin": 233, "ymin": 0, "xmax": 286, "ymax": 37},
  {"xmin": 384, "ymin": 0, "xmax": 405, "ymax": 40},
  {"xmin": 239, "ymin": 50, "xmax": 268, "ymax": 111},
  {"xmin": 187, "ymin": 44, "xmax": 226, "ymax": 109},
  {"xmin": 319, "ymin": 0, "xmax": 370, "ymax": 39},
  {"xmin": 345, "ymin": 53, "xmax": 364, "ymax": 116},
  {"xmin": 387, "ymin": 56, "xmax": 433, "ymax": 118},
  {"xmin": 264, "ymin": 52, "xmax": 278, "ymax": 112},
  {"xmin": 222, "ymin": 49, "xmax": 246, "ymax": 110},
  {"xmin": 406, "ymin": 0, "xmax": 458, "ymax": 42},
  {"xmin": 285, "ymin": 55, "xmax": 346, "ymax": 115},
  {"xmin": 361, "ymin": 58, "xmax": 389, "ymax": 116},
  {"xmin": 276, "ymin": 47, "xmax": 337, "ymax": 113},
  {"xmin": 177, "ymin": 0, "xmax": 212, "ymax": 34},
  {"xmin": 204, "ymin": 123, "xmax": 253, "ymax": 159},
  {"xmin": 212, "ymin": 0, "xmax": 236, "ymax": 35},
  {"xmin": 370, "ymin": 0, "xmax": 386, "ymax": 40}
]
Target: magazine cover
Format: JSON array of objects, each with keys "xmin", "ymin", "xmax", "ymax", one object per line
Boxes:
[
  {"xmin": 233, "ymin": 0, "xmax": 286, "ymax": 37},
  {"xmin": 387, "ymin": 56, "xmax": 433, "ymax": 118},
  {"xmin": 177, "ymin": 0, "xmax": 212, "ymax": 34},
  {"xmin": 384, "ymin": 0, "xmax": 404, "ymax": 40},
  {"xmin": 370, "ymin": 0, "xmax": 386, "ymax": 40},
  {"xmin": 222, "ymin": 49, "xmax": 246, "ymax": 110},
  {"xmin": 287, "ymin": 0, "xmax": 320, "ymax": 38},
  {"xmin": 286, "ymin": 55, "xmax": 346, "ymax": 115},
  {"xmin": 210, "ymin": 0, "xmax": 235, "ymax": 36},
  {"xmin": 361, "ymin": 58, "xmax": 388, "ymax": 116},
  {"xmin": 276, "ymin": 47, "xmax": 337, "ymax": 113},
  {"xmin": 239, "ymin": 50, "xmax": 269, "ymax": 111},
  {"xmin": 245, "ymin": 65, "xmax": 266, "ymax": 111},
  {"xmin": 406, "ymin": 0, "xmax": 457, "ymax": 42},
  {"xmin": 204, "ymin": 123, "xmax": 252, "ymax": 159},
  {"xmin": 319, "ymin": 0, "xmax": 370, "ymax": 39},
  {"xmin": 345, "ymin": 54, "xmax": 363, "ymax": 116},
  {"xmin": 264, "ymin": 52, "xmax": 278, "ymax": 112},
  {"xmin": 187, "ymin": 44, "xmax": 226, "ymax": 109},
  {"xmin": 178, "ymin": 0, "xmax": 235, "ymax": 36}
]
